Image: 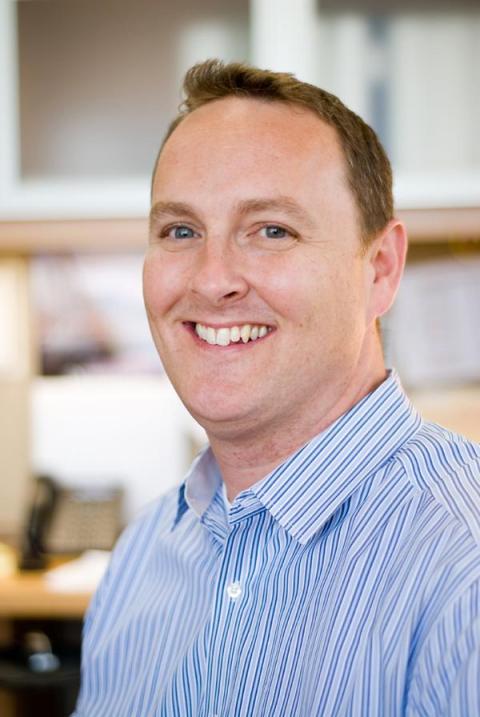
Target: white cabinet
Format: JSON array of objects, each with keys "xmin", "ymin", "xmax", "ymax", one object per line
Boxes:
[
  {"xmin": 251, "ymin": 1, "xmax": 480, "ymax": 209},
  {"xmin": 1, "ymin": 0, "xmax": 479, "ymax": 220},
  {"xmin": 0, "ymin": 0, "xmax": 249, "ymax": 220}
]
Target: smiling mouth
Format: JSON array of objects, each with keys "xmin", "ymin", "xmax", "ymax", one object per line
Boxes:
[{"xmin": 191, "ymin": 322, "xmax": 273, "ymax": 346}]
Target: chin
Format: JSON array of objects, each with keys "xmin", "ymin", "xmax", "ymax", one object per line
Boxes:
[
  {"xmin": 181, "ymin": 392, "xmax": 255, "ymax": 432},
  {"xmin": 188, "ymin": 402, "xmax": 249, "ymax": 427}
]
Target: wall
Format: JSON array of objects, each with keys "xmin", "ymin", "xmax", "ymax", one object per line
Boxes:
[{"xmin": 0, "ymin": 258, "xmax": 32, "ymax": 538}]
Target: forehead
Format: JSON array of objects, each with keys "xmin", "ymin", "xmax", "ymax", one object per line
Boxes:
[{"xmin": 155, "ymin": 97, "xmax": 346, "ymax": 183}]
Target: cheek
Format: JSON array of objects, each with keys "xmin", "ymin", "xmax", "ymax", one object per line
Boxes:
[
  {"xmin": 274, "ymin": 258, "xmax": 366, "ymax": 341},
  {"xmin": 252, "ymin": 256, "xmax": 318, "ymax": 307},
  {"xmin": 254, "ymin": 258, "xmax": 335, "ymax": 324},
  {"xmin": 143, "ymin": 251, "xmax": 184, "ymax": 317}
]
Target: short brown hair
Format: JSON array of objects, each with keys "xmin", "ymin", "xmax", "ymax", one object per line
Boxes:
[{"xmin": 153, "ymin": 59, "xmax": 394, "ymax": 244}]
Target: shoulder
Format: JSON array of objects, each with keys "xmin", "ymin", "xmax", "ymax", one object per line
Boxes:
[
  {"xmin": 85, "ymin": 485, "xmax": 181, "ymax": 619},
  {"xmin": 112, "ymin": 485, "xmax": 180, "ymax": 561},
  {"xmin": 394, "ymin": 420, "xmax": 480, "ymax": 547},
  {"xmin": 377, "ymin": 424, "xmax": 480, "ymax": 703},
  {"xmin": 406, "ymin": 572, "xmax": 480, "ymax": 716}
]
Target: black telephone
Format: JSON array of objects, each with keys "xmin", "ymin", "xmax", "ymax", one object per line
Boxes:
[
  {"xmin": 19, "ymin": 476, "xmax": 58, "ymax": 570},
  {"xmin": 19, "ymin": 475, "xmax": 123, "ymax": 570}
]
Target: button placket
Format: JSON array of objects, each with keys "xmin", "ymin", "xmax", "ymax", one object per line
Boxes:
[{"xmin": 202, "ymin": 521, "xmax": 250, "ymax": 716}]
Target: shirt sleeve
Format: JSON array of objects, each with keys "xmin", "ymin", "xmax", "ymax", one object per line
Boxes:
[
  {"xmin": 406, "ymin": 578, "xmax": 480, "ymax": 716},
  {"xmin": 70, "ymin": 521, "xmax": 139, "ymax": 716},
  {"xmin": 71, "ymin": 497, "xmax": 169, "ymax": 716}
]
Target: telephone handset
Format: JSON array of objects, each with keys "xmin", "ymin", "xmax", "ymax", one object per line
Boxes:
[{"xmin": 19, "ymin": 476, "xmax": 58, "ymax": 570}]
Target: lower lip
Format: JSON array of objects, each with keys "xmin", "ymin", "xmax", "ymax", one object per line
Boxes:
[{"xmin": 184, "ymin": 323, "xmax": 274, "ymax": 349}]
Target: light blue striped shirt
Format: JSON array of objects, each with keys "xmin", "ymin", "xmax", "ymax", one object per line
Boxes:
[{"xmin": 74, "ymin": 372, "xmax": 480, "ymax": 716}]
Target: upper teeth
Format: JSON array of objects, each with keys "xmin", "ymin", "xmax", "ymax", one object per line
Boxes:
[{"xmin": 195, "ymin": 323, "xmax": 269, "ymax": 346}]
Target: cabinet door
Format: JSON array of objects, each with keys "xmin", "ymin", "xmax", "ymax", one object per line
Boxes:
[
  {"xmin": 250, "ymin": 1, "xmax": 480, "ymax": 209},
  {"xmin": 0, "ymin": 0, "xmax": 249, "ymax": 220}
]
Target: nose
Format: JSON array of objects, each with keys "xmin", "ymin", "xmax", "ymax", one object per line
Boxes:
[{"xmin": 189, "ymin": 239, "xmax": 249, "ymax": 307}]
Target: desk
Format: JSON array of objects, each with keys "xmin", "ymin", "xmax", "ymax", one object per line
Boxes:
[
  {"xmin": 0, "ymin": 568, "xmax": 92, "ymax": 620},
  {"xmin": 0, "ymin": 563, "xmax": 92, "ymax": 648},
  {"xmin": 0, "ymin": 566, "xmax": 90, "ymax": 716}
]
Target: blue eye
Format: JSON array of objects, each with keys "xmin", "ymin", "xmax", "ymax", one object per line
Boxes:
[
  {"xmin": 173, "ymin": 225, "xmax": 195, "ymax": 239},
  {"xmin": 264, "ymin": 225, "xmax": 288, "ymax": 238}
]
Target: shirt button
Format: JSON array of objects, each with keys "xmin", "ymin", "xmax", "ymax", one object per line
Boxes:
[{"xmin": 226, "ymin": 581, "xmax": 242, "ymax": 600}]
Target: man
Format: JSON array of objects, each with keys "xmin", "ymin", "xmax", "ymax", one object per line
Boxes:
[{"xmin": 75, "ymin": 60, "xmax": 480, "ymax": 716}]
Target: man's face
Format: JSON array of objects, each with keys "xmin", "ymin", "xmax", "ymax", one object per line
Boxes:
[{"xmin": 144, "ymin": 97, "xmax": 379, "ymax": 439}]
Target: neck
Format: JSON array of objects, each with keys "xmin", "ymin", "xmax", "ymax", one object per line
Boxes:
[{"xmin": 207, "ymin": 358, "xmax": 388, "ymax": 503}]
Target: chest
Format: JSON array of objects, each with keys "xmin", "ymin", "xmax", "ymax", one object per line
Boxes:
[{"xmin": 94, "ymin": 512, "xmax": 419, "ymax": 716}]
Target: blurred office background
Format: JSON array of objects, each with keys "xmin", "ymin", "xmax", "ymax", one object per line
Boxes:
[{"xmin": 0, "ymin": 0, "xmax": 480, "ymax": 541}]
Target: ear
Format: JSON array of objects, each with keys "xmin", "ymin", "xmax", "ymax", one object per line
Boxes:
[{"xmin": 365, "ymin": 219, "xmax": 408, "ymax": 322}]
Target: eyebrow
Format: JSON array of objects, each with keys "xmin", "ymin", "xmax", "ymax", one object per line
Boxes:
[
  {"xmin": 235, "ymin": 197, "xmax": 314, "ymax": 228},
  {"xmin": 150, "ymin": 196, "xmax": 314, "ymax": 229},
  {"xmin": 149, "ymin": 201, "xmax": 197, "ymax": 228}
]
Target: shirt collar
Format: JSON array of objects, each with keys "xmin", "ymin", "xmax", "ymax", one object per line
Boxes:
[
  {"xmin": 183, "ymin": 447, "xmax": 222, "ymax": 518},
  {"xmin": 174, "ymin": 371, "xmax": 422, "ymax": 544},
  {"xmin": 249, "ymin": 370, "xmax": 422, "ymax": 544}
]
